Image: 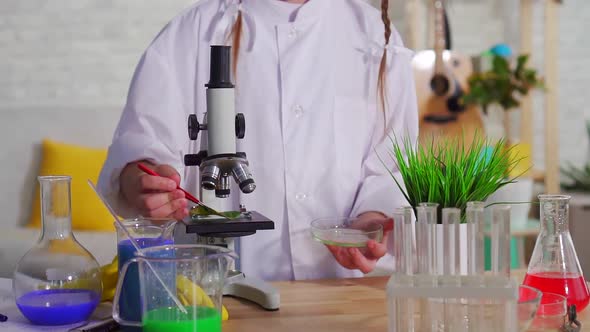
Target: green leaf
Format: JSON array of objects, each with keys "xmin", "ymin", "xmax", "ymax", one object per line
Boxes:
[
  {"xmin": 493, "ymin": 55, "xmax": 510, "ymax": 75},
  {"xmin": 515, "ymin": 55, "xmax": 529, "ymax": 76},
  {"xmin": 190, "ymin": 206, "xmax": 242, "ymax": 220},
  {"xmin": 220, "ymin": 211, "xmax": 242, "ymax": 219}
]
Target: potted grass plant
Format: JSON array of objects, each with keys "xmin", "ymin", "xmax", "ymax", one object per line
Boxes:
[
  {"xmin": 384, "ymin": 134, "xmax": 523, "ymax": 223},
  {"xmin": 383, "ymin": 134, "xmax": 524, "ymax": 273}
]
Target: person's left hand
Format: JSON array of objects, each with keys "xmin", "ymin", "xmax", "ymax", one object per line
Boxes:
[{"xmin": 326, "ymin": 212, "xmax": 393, "ymax": 274}]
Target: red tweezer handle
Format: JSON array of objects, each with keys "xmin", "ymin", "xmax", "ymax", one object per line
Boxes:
[{"xmin": 137, "ymin": 163, "xmax": 201, "ymax": 205}]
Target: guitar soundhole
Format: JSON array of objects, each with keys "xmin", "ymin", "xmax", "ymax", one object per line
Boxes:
[{"xmin": 430, "ymin": 74, "xmax": 450, "ymax": 96}]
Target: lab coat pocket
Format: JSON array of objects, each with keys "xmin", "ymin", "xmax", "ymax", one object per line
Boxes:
[{"xmin": 333, "ymin": 96, "xmax": 376, "ymax": 188}]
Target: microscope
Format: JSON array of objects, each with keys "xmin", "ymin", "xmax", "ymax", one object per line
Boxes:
[{"xmin": 181, "ymin": 45, "xmax": 280, "ymax": 311}]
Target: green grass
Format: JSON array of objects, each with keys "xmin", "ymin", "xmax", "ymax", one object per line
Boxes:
[{"xmin": 381, "ymin": 134, "xmax": 525, "ymax": 223}]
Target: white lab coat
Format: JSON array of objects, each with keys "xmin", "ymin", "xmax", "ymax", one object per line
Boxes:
[{"xmin": 98, "ymin": 0, "xmax": 418, "ymax": 281}]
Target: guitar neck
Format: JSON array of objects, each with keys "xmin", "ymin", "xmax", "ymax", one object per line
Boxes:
[{"xmin": 433, "ymin": 0, "xmax": 446, "ymax": 75}]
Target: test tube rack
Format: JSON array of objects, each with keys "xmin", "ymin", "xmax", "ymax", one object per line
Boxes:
[
  {"xmin": 387, "ymin": 203, "xmax": 518, "ymax": 332},
  {"xmin": 387, "ymin": 275, "xmax": 519, "ymax": 332}
]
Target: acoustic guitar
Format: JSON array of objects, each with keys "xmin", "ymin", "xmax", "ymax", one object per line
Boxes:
[{"xmin": 412, "ymin": 0, "xmax": 484, "ymax": 147}]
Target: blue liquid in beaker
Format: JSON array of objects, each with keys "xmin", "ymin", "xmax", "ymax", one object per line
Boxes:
[{"xmin": 118, "ymin": 237, "xmax": 174, "ymax": 330}]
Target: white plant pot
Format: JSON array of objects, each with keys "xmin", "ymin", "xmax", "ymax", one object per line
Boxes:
[{"xmin": 486, "ymin": 178, "xmax": 534, "ymax": 228}]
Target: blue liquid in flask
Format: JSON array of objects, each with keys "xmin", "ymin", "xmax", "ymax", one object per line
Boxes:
[{"xmin": 16, "ymin": 289, "xmax": 100, "ymax": 326}]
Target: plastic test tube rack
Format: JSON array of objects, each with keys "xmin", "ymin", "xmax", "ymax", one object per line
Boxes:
[{"xmin": 387, "ymin": 203, "xmax": 517, "ymax": 332}]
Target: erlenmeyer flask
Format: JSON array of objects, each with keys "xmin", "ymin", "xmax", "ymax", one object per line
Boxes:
[
  {"xmin": 523, "ymin": 194, "xmax": 590, "ymax": 312},
  {"xmin": 13, "ymin": 176, "xmax": 103, "ymax": 326}
]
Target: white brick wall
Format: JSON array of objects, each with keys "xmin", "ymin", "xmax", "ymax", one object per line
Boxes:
[
  {"xmin": 1, "ymin": 0, "xmax": 589, "ymax": 170},
  {"xmin": 0, "ymin": 0, "xmax": 195, "ymax": 109}
]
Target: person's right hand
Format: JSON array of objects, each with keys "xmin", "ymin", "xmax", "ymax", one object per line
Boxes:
[{"xmin": 119, "ymin": 161, "xmax": 189, "ymax": 220}]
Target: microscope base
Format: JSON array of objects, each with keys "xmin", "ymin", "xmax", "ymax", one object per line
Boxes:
[{"xmin": 223, "ymin": 272, "xmax": 280, "ymax": 311}]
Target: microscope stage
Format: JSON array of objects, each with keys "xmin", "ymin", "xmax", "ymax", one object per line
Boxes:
[{"xmin": 182, "ymin": 211, "xmax": 274, "ymax": 238}]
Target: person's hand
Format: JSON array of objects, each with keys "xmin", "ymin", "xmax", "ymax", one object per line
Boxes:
[
  {"xmin": 119, "ymin": 161, "xmax": 189, "ymax": 220},
  {"xmin": 326, "ymin": 212, "xmax": 393, "ymax": 274}
]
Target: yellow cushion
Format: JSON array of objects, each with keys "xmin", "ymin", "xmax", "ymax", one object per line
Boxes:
[{"xmin": 27, "ymin": 139, "xmax": 115, "ymax": 232}]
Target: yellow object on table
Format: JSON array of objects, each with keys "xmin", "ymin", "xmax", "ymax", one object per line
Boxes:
[
  {"xmin": 100, "ymin": 256, "xmax": 119, "ymax": 302},
  {"xmin": 99, "ymin": 256, "xmax": 229, "ymax": 320},
  {"xmin": 177, "ymin": 275, "xmax": 229, "ymax": 321}
]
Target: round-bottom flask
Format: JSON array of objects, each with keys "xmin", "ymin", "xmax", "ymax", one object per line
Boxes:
[{"xmin": 13, "ymin": 176, "xmax": 103, "ymax": 325}]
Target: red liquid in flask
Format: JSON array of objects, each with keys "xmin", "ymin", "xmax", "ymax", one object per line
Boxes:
[{"xmin": 523, "ymin": 272, "xmax": 590, "ymax": 312}]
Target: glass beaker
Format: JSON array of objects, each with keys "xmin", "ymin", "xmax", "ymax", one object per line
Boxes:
[
  {"xmin": 113, "ymin": 244, "xmax": 236, "ymax": 332},
  {"xmin": 115, "ymin": 218, "xmax": 176, "ymax": 330},
  {"xmin": 13, "ymin": 176, "xmax": 102, "ymax": 326},
  {"xmin": 523, "ymin": 194, "xmax": 590, "ymax": 312}
]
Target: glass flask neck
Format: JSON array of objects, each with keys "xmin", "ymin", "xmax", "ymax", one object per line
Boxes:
[
  {"xmin": 39, "ymin": 176, "xmax": 73, "ymax": 240},
  {"xmin": 539, "ymin": 195, "xmax": 570, "ymax": 235}
]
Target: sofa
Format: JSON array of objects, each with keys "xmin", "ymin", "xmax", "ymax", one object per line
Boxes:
[{"xmin": 0, "ymin": 107, "xmax": 121, "ymax": 278}]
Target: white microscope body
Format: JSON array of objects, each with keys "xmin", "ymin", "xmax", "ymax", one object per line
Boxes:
[{"xmin": 183, "ymin": 45, "xmax": 279, "ymax": 311}]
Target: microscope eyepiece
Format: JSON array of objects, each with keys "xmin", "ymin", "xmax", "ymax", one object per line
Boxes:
[{"xmin": 206, "ymin": 46, "xmax": 234, "ymax": 89}]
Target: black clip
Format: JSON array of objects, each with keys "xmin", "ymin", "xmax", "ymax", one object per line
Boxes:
[{"xmin": 560, "ymin": 305, "xmax": 581, "ymax": 332}]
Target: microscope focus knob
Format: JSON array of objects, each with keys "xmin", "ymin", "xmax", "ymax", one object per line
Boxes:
[
  {"xmin": 235, "ymin": 113, "xmax": 246, "ymax": 139},
  {"xmin": 188, "ymin": 114, "xmax": 200, "ymax": 140}
]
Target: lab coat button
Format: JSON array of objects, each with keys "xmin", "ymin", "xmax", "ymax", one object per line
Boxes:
[
  {"xmin": 293, "ymin": 105, "xmax": 304, "ymax": 117},
  {"xmin": 295, "ymin": 193, "xmax": 307, "ymax": 201},
  {"xmin": 288, "ymin": 27, "xmax": 298, "ymax": 38}
]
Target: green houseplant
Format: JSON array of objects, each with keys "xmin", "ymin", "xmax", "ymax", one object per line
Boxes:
[
  {"xmin": 460, "ymin": 53, "xmax": 542, "ymax": 226},
  {"xmin": 383, "ymin": 134, "xmax": 523, "ymax": 223},
  {"xmin": 461, "ymin": 54, "xmax": 545, "ymax": 114}
]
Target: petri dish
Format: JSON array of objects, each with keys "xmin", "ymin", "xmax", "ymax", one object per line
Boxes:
[
  {"xmin": 310, "ymin": 217, "xmax": 384, "ymax": 248},
  {"xmin": 529, "ymin": 292, "xmax": 567, "ymax": 331}
]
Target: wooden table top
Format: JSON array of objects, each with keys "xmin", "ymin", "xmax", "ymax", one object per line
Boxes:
[
  {"xmin": 223, "ymin": 277, "xmax": 388, "ymax": 332},
  {"xmin": 222, "ymin": 271, "xmax": 590, "ymax": 332}
]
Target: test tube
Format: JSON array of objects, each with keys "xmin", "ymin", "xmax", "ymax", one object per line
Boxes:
[
  {"xmin": 417, "ymin": 204, "xmax": 438, "ymax": 331},
  {"xmin": 466, "ymin": 202, "xmax": 485, "ymax": 276},
  {"xmin": 491, "ymin": 205, "xmax": 511, "ymax": 278},
  {"xmin": 416, "ymin": 206, "xmax": 428, "ymax": 275},
  {"xmin": 418, "ymin": 203, "xmax": 439, "ymax": 276},
  {"xmin": 402, "ymin": 207, "xmax": 414, "ymax": 276},
  {"xmin": 392, "ymin": 207, "xmax": 412, "ymax": 275},
  {"xmin": 441, "ymin": 208, "xmax": 461, "ymax": 331},
  {"xmin": 393, "ymin": 206, "xmax": 415, "ymax": 331},
  {"xmin": 442, "ymin": 208, "xmax": 461, "ymax": 276},
  {"xmin": 466, "ymin": 202, "xmax": 486, "ymax": 331}
]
